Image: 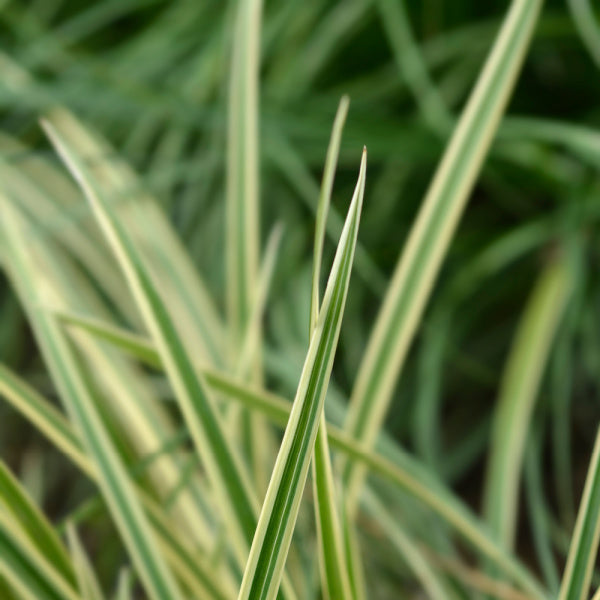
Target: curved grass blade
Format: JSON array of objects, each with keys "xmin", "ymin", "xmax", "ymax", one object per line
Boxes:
[
  {"xmin": 0, "ymin": 147, "xmax": 218, "ymax": 556},
  {"xmin": 341, "ymin": 0, "xmax": 545, "ymax": 509},
  {"xmin": 310, "ymin": 95, "xmax": 354, "ymax": 600},
  {"xmin": 41, "ymin": 107, "xmax": 226, "ymax": 368},
  {"xmin": 41, "ymin": 117, "xmax": 259, "ymax": 567},
  {"xmin": 1, "ymin": 202, "xmax": 185, "ymax": 600},
  {"xmin": 66, "ymin": 522, "xmax": 105, "ymax": 600},
  {"xmin": 558, "ymin": 428, "xmax": 600, "ymax": 600},
  {"xmin": 238, "ymin": 147, "xmax": 366, "ymax": 600},
  {"xmin": 51, "ymin": 311, "xmax": 547, "ymax": 597},
  {"xmin": 568, "ymin": 0, "xmax": 600, "ymax": 69},
  {"xmin": 0, "ymin": 463, "xmax": 76, "ymax": 589},
  {"xmin": 0, "ymin": 363, "xmax": 236, "ymax": 600},
  {"xmin": 483, "ymin": 254, "xmax": 572, "ymax": 550},
  {"xmin": 376, "ymin": 0, "xmax": 451, "ymax": 134},
  {"xmin": 0, "ymin": 509, "xmax": 81, "ymax": 600}
]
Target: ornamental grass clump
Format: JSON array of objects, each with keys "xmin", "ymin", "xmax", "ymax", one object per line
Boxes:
[{"xmin": 0, "ymin": 0, "xmax": 599, "ymax": 599}]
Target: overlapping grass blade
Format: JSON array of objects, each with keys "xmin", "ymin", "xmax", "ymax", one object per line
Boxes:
[
  {"xmin": 0, "ymin": 516, "xmax": 79, "ymax": 600},
  {"xmin": 558, "ymin": 428, "xmax": 600, "ymax": 600},
  {"xmin": 1, "ymin": 202, "xmax": 185, "ymax": 600},
  {"xmin": 483, "ymin": 254, "xmax": 572, "ymax": 550},
  {"xmin": 53, "ymin": 307, "xmax": 546, "ymax": 597},
  {"xmin": 66, "ymin": 522, "xmax": 105, "ymax": 600},
  {"xmin": 238, "ymin": 147, "xmax": 366, "ymax": 600},
  {"xmin": 0, "ymin": 363, "xmax": 236, "ymax": 600},
  {"xmin": 40, "ymin": 107, "xmax": 226, "ymax": 368},
  {"xmin": 341, "ymin": 0, "xmax": 545, "ymax": 508},
  {"xmin": 0, "ymin": 463, "xmax": 76, "ymax": 590},
  {"xmin": 376, "ymin": 0, "xmax": 450, "ymax": 134},
  {"xmin": 0, "ymin": 139, "xmax": 219, "ymax": 555},
  {"xmin": 309, "ymin": 95, "xmax": 354, "ymax": 600},
  {"xmin": 41, "ymin": 117, "xmax": 260, "ymax": 563}
]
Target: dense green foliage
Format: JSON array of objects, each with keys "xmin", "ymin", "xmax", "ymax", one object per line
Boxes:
[{"xmin": 0, "ymin": 1, "xmax": 600, "ymax": 598}]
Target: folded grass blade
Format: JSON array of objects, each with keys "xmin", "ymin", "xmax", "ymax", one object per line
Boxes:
[
  {"xmin": 238, "ymin": 147, "xmax": 366, "ymax": 600},
  {"xmin": 0, "ymin": 463, "xmax": 76, "ymax": 590},
  {"xmin": 0, "ymin": 363, "xmax": 236, "ymax": 600}
]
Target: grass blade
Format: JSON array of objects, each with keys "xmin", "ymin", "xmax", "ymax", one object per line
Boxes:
[
  {"xmin": 341, "ymin": 0, "xmax": 545, "ymax": 508},
  {"xmin": 1, "ymin": 203, "xmax": 185, "ymax": 600},
  {"xmin": 568, "ymin": 0, "xmax": 600, "ymax": 68},
  {"xmin": 483, "ymin": 254, "xmax": 572, "ymax": 550},
  {"xmin": 558, "ymin": 428, "xmax": 600, "ymax": 600},
  {"xmin": 0, "ymin": 463, "xmax": 76, "ymax": 590},
  {"xmin": 363, "ymin": 489, "xmax": 450, "ymax": 600},
  {"xmin": 66, "ymin": 522, "xmax": 105, "ymax": 600},
  {"xmin": 310, "ymin": 95, "xmax": 354, "ymax": 600},
  {"xmin": 227, "ymin": 0, "xmax": 262, "ymax": 353},
  {"xmin": 0, "ymin": 363, "xmax": 236, "ymax": 600},
  {"xmin": 41, "ymin": 116, "xmax": 259, "ymax": 567},
  {"xmin": 238, "ymin": 147, "xmax": 366, "ymax": 600},
  {"xmin": 51, "ymin": 309, "xmax": 547, "ymax": 597}
]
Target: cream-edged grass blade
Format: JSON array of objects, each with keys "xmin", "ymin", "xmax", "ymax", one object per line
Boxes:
[
  {"xmin": 558, "ymin": 428, "xmax": 600, "ymax": 600},
  {"xmin": 41, "ymin": 116, "xmax": 260, "ymax": 569},
  {"xmin": 0, "ymin": 363, "xmax": 236, "ymax": 600},
  {"xmin": 310, "ymin": 95, "xmax": 354, "ymax": 600},
  {"xmin": 66, "ymin": 522, "xmax": 105, "ymax": 600},
  {"xmin": 341, "ymin": 0, "xmax": 545, "ymax": 509},
  {"xmin": 1, "ymin": 201, "xmax": 185, "ymax": 600},
  {"xmin": 51, "ymin": 310, "xmax": 546, "ymax": 598},
  {"xmin": 237, "ymin": 147, "xmax": 366, "ymax": 600}
]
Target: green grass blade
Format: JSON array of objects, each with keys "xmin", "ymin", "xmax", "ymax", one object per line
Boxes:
[
  {"xmin": 49, "ymin": 310, "xmax": 547, "ymax": 597},
  {"xmin": 227, "ymin": 0, "xmax": 262, "ymax": 355},
  {"xmin": 0, "ymin": 516, "xmax": 78, "ymax": 600},
  {"xmin": 238, "ymin": 147, "xmax": 366, "ymax": 600},
  {"xmin": 54, "ymin": 312, "xmax": 161, "ymax": 369},
  {"xmin": 114, "ymin": 569, "xmax": 133, "ymax": 600},
  {"xmin": 0, "ymin": 363, "xmax": 235, "ymax": 600},
  {"xmin": 483, "ymin": 254, "xmax": 572, "ymax": 550},
  {"xmin": 363, "ymin": 490, "xmax": 450, "ymax": 600},
  {"xmin": 568, "ymin": 0, "xmax": 600, "ymax": 68},
  {"xmin": 341, "ymin": 0, "xmax": 545, "ymax": 508},
  {"xmin": 558, "ymin": 428, "xmax": 600, "ymax": 600},
  {"xmin": 66, "ymin": 522, "xmax": 105, "ymax": 600},
  {"xmin": 1, "ymin": 203, "xmax": 185, "ymax": 600},
  {"xmin": 41, "ymin": 107, "xmax": 226, "ymax": 367},
  {"xmin": 310, "ymin": 95, "xmax": 354, "ymax": 600},
  {"xmin": 0, "ymin": 463, "xmax": 76, "ymax": 589},
  {"xmin": 376, "ymin": 0, "xmax": 451, "ymax": 133},
  {"xmin": 236, "ymin": 224, "xmax": 283, "ymax": 379},
  {"xmin": 41, "ymin": 116, "xmax": 259, "ymax": 566}
]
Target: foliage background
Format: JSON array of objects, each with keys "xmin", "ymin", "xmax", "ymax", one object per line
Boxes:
[{"xmin": 0, "ymin": 0, "xmax": 599, "ymax": 596}]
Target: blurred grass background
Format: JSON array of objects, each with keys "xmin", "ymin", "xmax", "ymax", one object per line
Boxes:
[{"xmin": 0, "ymin": 0, "xmax": 599, "ymax": 590}]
